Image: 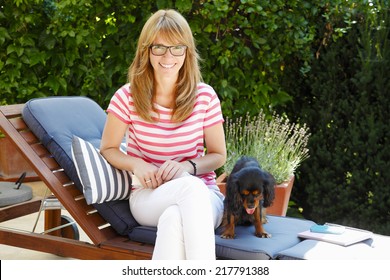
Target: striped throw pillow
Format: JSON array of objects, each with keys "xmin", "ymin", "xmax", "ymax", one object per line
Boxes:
[{"xmin": 71, "ymin": 136, "xmax": 132, "ymax": 204}]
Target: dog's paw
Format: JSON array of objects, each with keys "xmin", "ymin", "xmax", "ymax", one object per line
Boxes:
[
  {"xmin": 255, "ymin": 232, "xmax": 272, "ymax": 238},
  {"xmin": 220, "ymin": 233, "xmax": 235, "ymax": 239}
]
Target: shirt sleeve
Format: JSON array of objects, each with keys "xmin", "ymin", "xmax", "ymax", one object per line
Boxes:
[
  {"xmin": 106, "ymin": 84, "xmax": 132, "ymax": 124},
  {"xmin": 201, "ymin": 84, "xmax": 224, "ymax": 128}
]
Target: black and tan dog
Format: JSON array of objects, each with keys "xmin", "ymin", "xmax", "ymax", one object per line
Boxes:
[{"xmin": 220, "ymin": 156, "xmax": 275, "ymax": 239}]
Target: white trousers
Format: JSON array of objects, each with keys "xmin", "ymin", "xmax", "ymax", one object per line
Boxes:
[{"xmin": 129, "ymin": 176, "xmax": 224, "ymax": 260}]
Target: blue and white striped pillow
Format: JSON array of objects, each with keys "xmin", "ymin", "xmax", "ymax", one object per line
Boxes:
[{"xmin": 71, "ymin": 136, "xmax": 132, "ymax": 205}]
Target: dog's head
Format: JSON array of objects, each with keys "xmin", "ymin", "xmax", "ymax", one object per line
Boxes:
[{"xmin": 227, "ymin": 163, "xmax": 276, "ymax": 215}]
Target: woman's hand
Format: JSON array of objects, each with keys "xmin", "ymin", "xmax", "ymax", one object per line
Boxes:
[
  {"xmin": 133, "ymin": 160, "xmax": 162, "ymax": 189},
  {"xmin": 157, "ymin": 160, "xmax": 189, "ymax": 183}
]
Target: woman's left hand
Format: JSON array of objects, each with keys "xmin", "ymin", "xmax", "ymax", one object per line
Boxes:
[{"xmin": 157, "ymin": 160, "xmax": 189, "ymax": 183}]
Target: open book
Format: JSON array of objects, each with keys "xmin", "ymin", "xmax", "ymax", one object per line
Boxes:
[{"xmin": 298, "ymin": 223, "xmax": 373, "ymax": 246}]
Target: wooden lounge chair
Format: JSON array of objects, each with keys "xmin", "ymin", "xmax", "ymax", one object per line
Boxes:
[
  {"xmin": 0, "ymin": 97, "xmax": 315, "ymax": 260},
  {"xmin": 0, "ymin": 102, "xmax": 153, "ymax": 259}
]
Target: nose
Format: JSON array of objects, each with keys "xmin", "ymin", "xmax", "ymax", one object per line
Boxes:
[{"xmin": 247, "ymin": 196, "xmax": 256, "ymax": 207}]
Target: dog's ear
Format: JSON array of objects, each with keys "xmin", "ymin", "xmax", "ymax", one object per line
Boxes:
[
  {"xmin": 226, "ymin": 173, "xmax": 243, "ymax": 214},
  {"xmin": 262, "ymin": 172, "xmax": 276, "ymax": 207}
]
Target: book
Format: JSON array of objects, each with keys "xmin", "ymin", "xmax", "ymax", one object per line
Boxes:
[{"xmin": 298, "ymin": 223, "xmax": 373, "ymax": 246}]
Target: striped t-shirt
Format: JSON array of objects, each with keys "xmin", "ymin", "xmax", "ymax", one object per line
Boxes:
[{"xmin": 107, "ymin": 83, "xmax": 224, "ymax": 188}]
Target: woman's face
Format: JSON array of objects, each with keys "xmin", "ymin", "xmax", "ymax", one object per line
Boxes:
[{"xmin": 149, "ymin": 35, "xmax": 186, "ymax": 81}]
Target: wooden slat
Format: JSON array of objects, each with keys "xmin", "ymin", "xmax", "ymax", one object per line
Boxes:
[
  {"xmin": 30, "ymin": 142, "xmax": 50, "ymax": 157},
  {"xmin": 86, "ymin": 212, "xmax": 111, "ymax": 228},
  {"xmin": 41, "ymin": 157, "xmax": 62, "ymax": 171},
  {"xmin": 62, "ymin": 183, "xmax": 84, "ymax": 198},
  {"xmin": 20, "ymin": 130, "xmax": 39, "ymax": 145},
  {"xmin": 9, "ymin": 117, "xmax": 28, "ymax": 131},
  {"xmin": 0, "ymin": 104, "xmax": 24, "ymax": 118},
  {"xmin": 53, "ymin": 170, "xmax": 73, "ymax": 184},
  {"xmin": 73, "ymin": 197, "xmax": 93, "ymax": 211}
]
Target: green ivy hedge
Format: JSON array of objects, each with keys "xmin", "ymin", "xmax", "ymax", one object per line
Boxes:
[{"xmin": 1, "ymin": 0, "xmax": 350, "ymax": 117}]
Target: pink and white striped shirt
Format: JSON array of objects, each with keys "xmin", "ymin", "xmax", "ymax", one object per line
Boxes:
[{"xmin": 107, "ymin": 83, "xmax": 224, "ymax": 189}]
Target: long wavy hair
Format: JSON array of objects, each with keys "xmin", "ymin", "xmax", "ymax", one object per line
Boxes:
[{"xmin": 128, "ymin": 9, "xmax": 202, "ymax": 122}]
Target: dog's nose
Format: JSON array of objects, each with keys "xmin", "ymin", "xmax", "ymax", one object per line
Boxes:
[
  {"xmin": 247, "ymin": 201, "xmax": 256, "ymax": 208},
  {"xmin": 248, "ymin": 196, "xmax": 256, "ymax": 203}
]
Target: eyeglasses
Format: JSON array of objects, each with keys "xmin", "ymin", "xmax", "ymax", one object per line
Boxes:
[{"xmin": 150, "ymin": 44, "xmax": 187, "ymax": 56}]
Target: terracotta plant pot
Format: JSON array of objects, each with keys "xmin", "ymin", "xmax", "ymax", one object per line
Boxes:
[
  {"xmin": 266, "ymin": 175, "xmax": 294, "ymax": 216},
  {"xmin": 0, "ymin": 136, "xmax": 37, "ymax": 181},
  {"xmin": 216, "ymin": 173, "xmax": 294, "ymax": 217}
]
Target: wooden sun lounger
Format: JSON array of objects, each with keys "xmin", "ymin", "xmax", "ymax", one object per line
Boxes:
[{"xmin": 0, "ymin": 104, "xmax": 153, "ymax": 259}]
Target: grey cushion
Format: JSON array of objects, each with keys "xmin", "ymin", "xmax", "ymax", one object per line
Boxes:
[
  {"xmin": 215, "ymin": 215, "xmax": 316, "ymax": 259},
  {"xmin": 22, "ymin": 96, "xmax": 139, "ymax": 235}
]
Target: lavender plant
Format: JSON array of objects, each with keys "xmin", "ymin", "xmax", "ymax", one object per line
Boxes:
[{"xmin": 224, "ymin": 111, "xmax": 310, "ymax": 184}]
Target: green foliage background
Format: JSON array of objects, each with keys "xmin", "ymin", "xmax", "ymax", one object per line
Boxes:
[
  {"xmin": 0, "ymin": 0, "xmax": 348, "ymax": 115},
  {"xmin": 1, "ymin": 0, "xmax": 389, "ymax": 234},
  {"xmin": 288, "ymin": 1, "xmax": 390, "ymax": 234}
]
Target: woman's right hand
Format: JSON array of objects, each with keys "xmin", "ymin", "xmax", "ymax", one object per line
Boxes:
[{"xmin": 133, "ymin": 160, "xmax": 162, "ymax": 189}]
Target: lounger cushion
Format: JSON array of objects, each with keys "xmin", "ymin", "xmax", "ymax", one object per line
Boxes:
[
  {"xmin": 214, "ymin": 215, "xmax": 316, "ymax": 259},
  {"xmin": 128, "ymin": 215, "xmax": 316, "ymax": 259},
  {"xmin": 22, "ymin": 96, "xmax": 139, "ymax": 235},
  {"xmin": 71, "ymin": 136, "xmax": 132, "ymax": 204}
]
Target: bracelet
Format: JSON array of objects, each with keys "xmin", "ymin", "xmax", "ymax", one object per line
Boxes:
[{"xmin": 188, "ymin": 160, "xmax": 197, "ymax": 176}]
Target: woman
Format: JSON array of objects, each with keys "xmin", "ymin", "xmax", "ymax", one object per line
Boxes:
[{"xmin": 100, "ymin": 9, "xmax": 226, "ymax": 260}]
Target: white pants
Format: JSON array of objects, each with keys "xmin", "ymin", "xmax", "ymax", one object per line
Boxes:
[{"xmin": 129, "ymin": 176, "xmax": 224, "ymax": 260}]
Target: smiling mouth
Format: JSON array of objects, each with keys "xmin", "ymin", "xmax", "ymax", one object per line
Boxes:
[{"xmin": 160, "ymin": 63, "xmax": 175, "ymax": 69}]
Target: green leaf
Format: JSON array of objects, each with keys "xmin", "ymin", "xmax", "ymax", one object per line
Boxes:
[
  {"xmin": 29, "ymin": 52, "xmax": 46, "ymax": 66},
  {"xmin": 6, "ymin": 44, "xmax": 17, "ymax": 55},
  {"xmin": 175, "ymin": 0, "xmax": 192, "ymax": 12},
  {"xmin": 19, "ymin": 36, "xmax": 35, "ymax": 47},
  {"xmin": 5, "ymin": 55, "xmax": 18, "ymax": 66},
  {"xmin": 43, "ymin": 36, "xmax": 56, "ymax": 50},
  {"xmin": 45, "ymin": 76, "xmax": 60, "ymax": 93},
  {"xmin": 7, "ymin": 68, "xmax": 20, "ymax": 83},
  {"xmin": 58, "ymin": 77, "xmax": 67, "ymax": 92},
  {"xmin": 0, "ymin": 27, "xmax": 11, "ymax": 45},
  {"xmin": 156, "ymin": 0, "xmax": 173, "ymax": 9}
]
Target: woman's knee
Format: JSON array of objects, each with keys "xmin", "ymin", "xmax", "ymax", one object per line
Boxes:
[{"xmin": 176, "ymin": 176, "xmax": 210, "ymax": 198}]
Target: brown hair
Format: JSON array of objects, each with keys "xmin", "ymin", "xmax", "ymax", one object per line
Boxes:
[{"xmin": 128, "ymin": 9, "xmax": 202, "ymax": 122}]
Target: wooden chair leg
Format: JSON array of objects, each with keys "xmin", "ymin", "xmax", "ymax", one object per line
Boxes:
[{"xmin": 44, "ymin": 209, "xmax": 61, "ymax": 236}]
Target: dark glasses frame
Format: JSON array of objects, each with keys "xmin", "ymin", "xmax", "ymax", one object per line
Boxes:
[{"xmin": 149, "ymin": 44, "xmax": 187, "ymax": 56}]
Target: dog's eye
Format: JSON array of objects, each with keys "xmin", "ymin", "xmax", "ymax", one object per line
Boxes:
[
  {"xmin": 252, "ymin": 190, "xmax": 260, "ymax": 196},
  {"xmin": 241, "ymin": 190, "xmax": 250, "ymax": 196}
]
